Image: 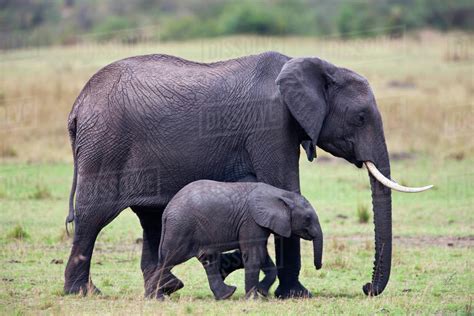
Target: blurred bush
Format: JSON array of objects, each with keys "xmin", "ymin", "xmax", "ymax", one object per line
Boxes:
[{"xmin": 0, "ymin": 0, "xmax": 473, "ymax": 49}]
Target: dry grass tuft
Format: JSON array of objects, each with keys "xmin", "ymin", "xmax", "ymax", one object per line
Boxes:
[
  {"xmin": 0, "ymin": 32, "xmax": 472, "ymax": 163},
  {"xmin": 326, "ymin": 255, "xmax": 349, "ymax": 270},
  {"xmin": 357, "ymin": 203, "xmax": 370, "ymax": 224},
  {"xmin": 6, "ymin": 224, "xmax": 30, "ymax": 240},
  {"xmin": 0, "ymin": 145, "xmax": 17, "ymax": 158},
  {"xmin": 330, "ymin": 238, "xmax": 347, "ymax": 252},
  {"xmin": 30, "ymin": 184, "xmax": 52, "ymax": 200}
]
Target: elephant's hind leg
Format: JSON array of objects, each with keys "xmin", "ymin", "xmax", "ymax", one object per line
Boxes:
[
  {"xmin": 149, "ymin": 246, "xmax": 190, "ymax": 299},
  {"xmin": 132, "ymin": 207, "xmax": 164, "ymax": 297},
  {"xmin": 153, "ymin": 265, "xmax": 184, "ymax": 300},
  {"xmin": 64, "ymin": 205, "xmax": 122, "ymax": 295}
]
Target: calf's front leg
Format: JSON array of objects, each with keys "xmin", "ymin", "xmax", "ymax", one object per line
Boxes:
[
  {"xmin": 241, "ymin": 243, "xmax": 268, "ymax": 299},
  {"xmin": 258, "ymin": 252, "xmax": 277, "ymax": 297}
]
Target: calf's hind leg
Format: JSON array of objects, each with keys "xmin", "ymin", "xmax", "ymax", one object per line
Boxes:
[
  {"xmin": 199, "ymin": 252, "xmax": 237, "ymax": 300},
  {"xmin": 151, "ymin": 247, "xmax": 188, "ymax": 299},
  {"xmin": 153, "ymin": 264, "xmax": 184, "ymax": 300}
]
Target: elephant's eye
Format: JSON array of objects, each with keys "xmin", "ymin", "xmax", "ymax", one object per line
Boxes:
[{"xmin": 354, "ymin": 112, "xmax": 366, "ymax": 126}]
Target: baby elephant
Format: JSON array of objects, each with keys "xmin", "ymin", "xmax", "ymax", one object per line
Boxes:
[{"xmin": 151, "ymin": 180, "xmax": 323, "ymax": 300}]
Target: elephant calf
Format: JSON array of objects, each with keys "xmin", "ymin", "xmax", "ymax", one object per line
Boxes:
[{"xmin": 151, "ymin": 180, "xmax": 323, "ymax": 300}]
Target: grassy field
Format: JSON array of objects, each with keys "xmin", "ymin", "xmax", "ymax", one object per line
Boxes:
[{"xmin": 0, "ymin": 32, "xmax": 473, "ymax": 314}]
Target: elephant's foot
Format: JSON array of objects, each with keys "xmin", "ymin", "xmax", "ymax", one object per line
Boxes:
[
  {"xmin": 274, "ymin": 281, "xmax": 312, "ymax": 299},
  {"xmin": 214, "ymin": 284, "xmax": 236, "ymax": 300},
  {"xmin": 257, "ymin": 281, "xmax": 272, "ymax": 297},
  {"xmin": 154, "ymin": 281, "xmax": 184, "ymax": 301},
  {"xmin": 64, "ymin": 281, "xmax": 101, "ymax": 296},
  {"xmin": 246, "ymin": 287, "xmax": 266, "ymax": 300},
  {"xmin": 160, "ymin": 277, "xmax": 184, "ymax": 296},
  {"xmin": 145, "ymin": 274, "xmax": 184, "ymax": 298}
]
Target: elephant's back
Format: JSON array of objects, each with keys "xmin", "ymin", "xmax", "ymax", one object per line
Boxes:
[
  {"xmin": 72, "ymin": 51, "xmax": 288, "ymax": 110},
  {"xmin": 70, "ymin": 52, "xmax": 288, "ymax": 204}
]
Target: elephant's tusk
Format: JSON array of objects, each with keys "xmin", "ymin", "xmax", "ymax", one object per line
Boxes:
[{"xmin": 364, "ymin": 161, "xmax": 433, "ymax": 193}]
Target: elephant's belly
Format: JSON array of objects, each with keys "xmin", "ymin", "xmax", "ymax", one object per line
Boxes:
[
  {"xmin": 126, "ymin": 148, "xmax": 254, "ymax": 204},
  {"xmin": 199, "ymin": 239, "xmax": 240, "ymax": 254},
  {"xmin": 76, "ymin": 121, "xmax": 255, "ymax": 209}
]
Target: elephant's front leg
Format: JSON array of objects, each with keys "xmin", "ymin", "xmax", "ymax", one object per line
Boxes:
[
  {"xmin": 274, "ymin": 235, "xmax": 311, "ymax": 298},
  {"xmin": 258, "ymin": 251, "xmax": 277, "ymax": 297},
  {"xmin": 132, "ymin": 207, "xmax": 163, "ymax": 297},
  {"xmin": 247, "ymin": 135, "xmax": 311, "ymax": 298},
  {"xmin": 241, "ymin": 243, "xmax": 267, "ymax": 299}
]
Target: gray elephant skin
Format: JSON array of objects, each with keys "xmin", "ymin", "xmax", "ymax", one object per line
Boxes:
[
  {"xmin": 65, "ymin": 51, "xmax": 395, "ymax": 298},
  {"xmin": 152, "ymin": 180, "xmax": 323, "ymax": 300}
]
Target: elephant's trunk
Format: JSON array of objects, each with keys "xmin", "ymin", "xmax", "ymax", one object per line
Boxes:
[
  {"xmin": 313, "ymin": 236, "xmax": 323, "ymax": 270},
  {"xmin": 312, "ymin": 222, "xmax": 323, "ymax": 270},
  {"xmin": 362, "ymin": 148, "xmax": 392, "ymax": 296}
]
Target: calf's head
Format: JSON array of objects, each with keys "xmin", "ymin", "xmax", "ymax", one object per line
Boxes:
[{"xmin": 249, "ymin": 186, "xmax": 323, "ymax": 270}]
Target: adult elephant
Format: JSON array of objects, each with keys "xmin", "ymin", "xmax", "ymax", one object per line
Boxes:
[{"xmin": 64, "ymin": 51, "xmax": 431, "ymax": 298}]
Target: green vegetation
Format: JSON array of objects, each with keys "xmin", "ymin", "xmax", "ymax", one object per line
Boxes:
[
  {"xmin": 30, "ymin": 184, "xmax": 53, "ymax": 200},
  {"xmin": 0, "ymin": 32, "xmax": 472, "ymax": 314},
  {"xmin": 0, "ymin": 157, "xmax": 472, "ymax": 314},
  {"xmin": 356, "ymin": 203, "xmax": 370, "ymax": 224},
  {"xmin": 1, "ymin": 0, "xmax": 473, "ymax": 48},
  {"xmin": 6, "ymin": 224, "xmax": 30, "ymax": 241}
]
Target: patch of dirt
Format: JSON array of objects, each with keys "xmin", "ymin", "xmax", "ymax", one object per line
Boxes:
[
  {"xmin": 331, "ymin": 235, "xmax": 474, "ymax": 248},
  {"xmin": 316, "ymin": 156, "xmax": 339, "ymax": 164},
  {"xmin": 387, "ymin": 80, "xmax": 417, "ymax": 89},
  {"xmin": 389, "ymin": 152, "xmax": 416, "ymax": 161},
  {"xmin": 393, "ymin": 235, "xmax": 474, "ymax": 248}
]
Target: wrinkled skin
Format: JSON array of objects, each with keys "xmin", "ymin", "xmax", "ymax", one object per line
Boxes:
[
  {"xmin": 152, "ymin": 180, "xmax": 323, "ymax": 300},
  {"xmin": 65, "ymin": 51, "xmax": 392, "ymax": 298}
]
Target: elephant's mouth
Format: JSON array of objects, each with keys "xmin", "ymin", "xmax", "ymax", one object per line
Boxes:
[
  {"xmin": 298, "ymin": 229, "xmax": 314, "ymax": 241},
  {"xmin": 345, "ymin": 155, "xmax": 364, "ymax": 168},
  {"xmin": 354, "ymin": 160, "xmax": 364, "ymax": 168}
]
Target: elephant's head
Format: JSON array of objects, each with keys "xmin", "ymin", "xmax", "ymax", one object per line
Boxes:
[
  {"xmin": 276, "ymin": 58, "xmax": 432, "ymax": 296},
  {"xmin": 248, "ymin": 186, "xmax": 323, "ymax": 271},
  {"xmin": 286, "ymin": 194, "xmax": 323, "ymax": 270}
]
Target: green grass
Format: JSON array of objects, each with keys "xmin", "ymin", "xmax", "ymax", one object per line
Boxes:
[
  {"xmin": 1, "ymin": 32, "xmax": 473, "ymax": 162},
  {"xmin": 6, "ymin": 224, "xmax": 30, "ymax": 241},
  {"xmin": 0, "ymin": 157, "xmax": 472, "ymax": 314},
  {"xmin": 0, "ymin": 32, "xmax": 472, "ymax": 314},
  {"xmin": 356, "ymin": 203, "xmax": 370, "ymax": 224}
]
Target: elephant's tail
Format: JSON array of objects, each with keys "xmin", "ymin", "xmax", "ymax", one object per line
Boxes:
[{"xmin": 65, "ymin": 115, "xmax": 78, "ymax": 236}]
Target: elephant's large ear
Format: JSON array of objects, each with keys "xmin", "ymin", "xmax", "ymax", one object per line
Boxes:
[
  {"xmin": 276, "ymin": 58, "xmax": 336, "ymax": 160},
  {"xmin": 249, "ymin": 190, "xmax": 293, "ymax": 238}
]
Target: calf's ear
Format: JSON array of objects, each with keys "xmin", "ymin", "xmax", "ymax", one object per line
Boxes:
[{"xmin": 249, "ymin": 193, "xmax": 292, "ymax": 238}]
